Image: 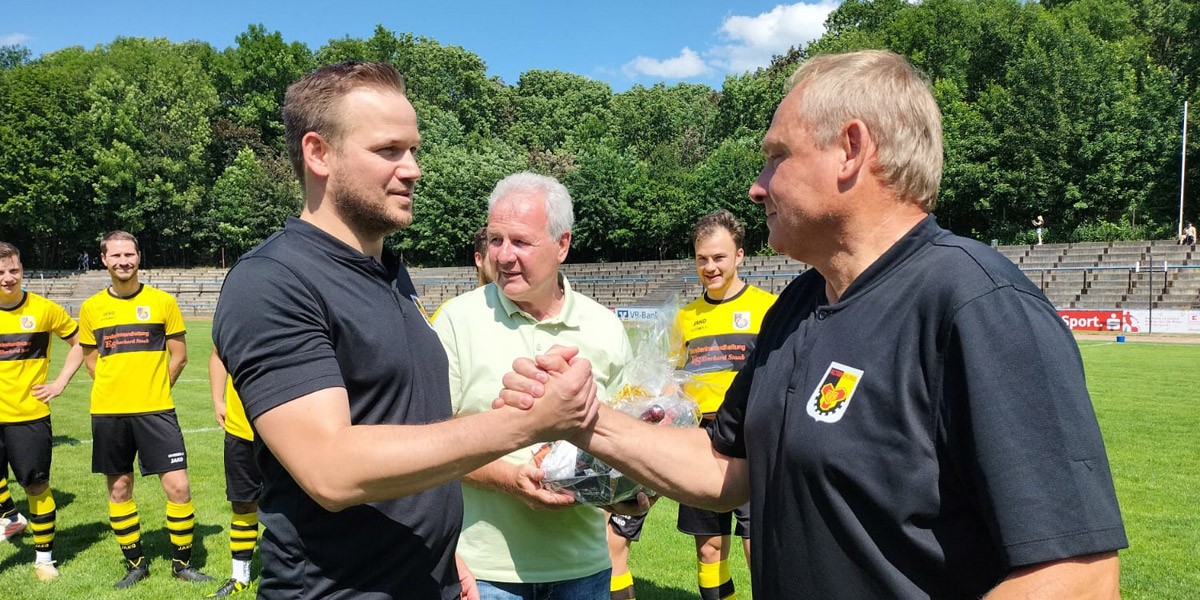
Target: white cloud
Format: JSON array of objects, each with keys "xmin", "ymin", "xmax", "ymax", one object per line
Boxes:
[
  {"xmin": 0, "ymin": 33, "xmax": 31, "ymax": 46},
  {"xmin": 621, "ymin": 47, "xmax": 711, "ymax": 79},
  {"xmin": 709, "ymin": 2, "xmax": 838, "ymax": 73},
  {"xmin": 617, "ymin": 3, "xmax": 837, "ymax": 83}
]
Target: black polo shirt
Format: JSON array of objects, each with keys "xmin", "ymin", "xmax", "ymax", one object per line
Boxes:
[
  {"xmin": 213, "ymin": 217, "xmax": 462, "ymax": 600},
  {"xmin": 712, "ymin": 215, "xmax": 1126, "ymax": 598}
]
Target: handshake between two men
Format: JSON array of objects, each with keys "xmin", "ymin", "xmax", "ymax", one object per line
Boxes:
[{"xmin": 495, "ymin": 344, "xmax": 750, "ymax": 517}]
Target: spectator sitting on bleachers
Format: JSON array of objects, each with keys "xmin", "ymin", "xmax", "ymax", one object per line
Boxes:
[{"xmin": 1181, "ymin": 222, "xmax": 1196, "ymax": 246}]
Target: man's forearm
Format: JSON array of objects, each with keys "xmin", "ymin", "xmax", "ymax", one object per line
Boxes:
[
  {"xmin": 207, "ymin": 349, "xmax": 227, "ymax": 410},
  {"xmin": 984, "ymin": 553, "xmax": 1120, "ymax": 600},
  {"xmin": 259, "ymin": 354, "xmax": 600, "ymax": 512},
  {"xmin": 583, "ymin": 406, "xmax": 749, "ymax": 511},
  {"xmin": 169, "ymin": 357, "xmax": 186, "ymax": 386},
  {"xmin": 49, "ymin": 343, "xmax": 84, "ymax": 388},
  {"xmin": 81, "ymin": 347, "xmax": 97, "ymax": 378},
  {"xmin": 261, "ymin": 401, "xmax": 559, "ymax": 512},
  {"xmin": 461, "ymin": 458, "xmax": 522, "ymax": 494},
  {"xmin": 166, "ymin": 338, "xmax": 187, "ymax": 386}
]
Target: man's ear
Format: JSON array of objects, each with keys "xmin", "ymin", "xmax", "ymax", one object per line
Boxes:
[
  {"xmin": 838, "ymin": 119, "xmax": 873, "ymax": 185},
  {"xmin": 557, "ymin": 231, "xmax": 571, "ymax": 263},
  {"xmin": 303, "ymin": 132, "xmax": 333, "ymax": 178}
]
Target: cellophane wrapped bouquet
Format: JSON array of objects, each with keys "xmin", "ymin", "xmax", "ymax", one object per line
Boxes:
[{"xmin": 534, "ymin": 298, "xmax": 701, "ymax": 505}]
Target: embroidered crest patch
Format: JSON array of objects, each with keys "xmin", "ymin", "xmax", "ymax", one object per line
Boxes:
[{"xmin": 806, "ymin": 362, "xmax": 864, "ymax": 423}]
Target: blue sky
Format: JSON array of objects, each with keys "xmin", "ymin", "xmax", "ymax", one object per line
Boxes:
[{"xmin": 3, "ymin": 1, "xmax": 839, "ymax": 91}]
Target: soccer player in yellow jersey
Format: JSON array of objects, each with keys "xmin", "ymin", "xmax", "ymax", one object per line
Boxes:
[
  {"xmin": 78, "ymin": 231, "xmax": 213, "ymax": 589},
  {"xmin": 675, "ymin": 210, "xmax": 776, "ymax": 600},
  {"xmin": 0, "ymin": 241, "xmax": 84, "ymax": 581},
  {"xmin": 604, "ymin": 211, "xmax": 777, "ymax": 600},
  {"xmin": 207, "ymin": 347, "xmax": 261, "ymax": 598}
]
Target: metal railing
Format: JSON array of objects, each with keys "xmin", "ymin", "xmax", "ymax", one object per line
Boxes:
[{"xmin": 1019, "ymin": 264, "xmax": 1200, "ymax": 314}]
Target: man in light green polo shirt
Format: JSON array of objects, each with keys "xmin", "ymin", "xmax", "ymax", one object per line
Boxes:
[{"xmin": 433, "ymin": 172, "xmax": 632, "ymax": 599}]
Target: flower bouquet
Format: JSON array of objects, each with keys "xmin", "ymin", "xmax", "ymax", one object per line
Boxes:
[{"xmin": 534, "ymin": 298, "xmax": 701, "ymax": 505}]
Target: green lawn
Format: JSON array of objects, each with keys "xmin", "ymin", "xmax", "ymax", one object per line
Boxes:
[
  {"xmin": 0, "ymin": 325, "xmax": 1195, "ymax": 598},
  {"xmin": 1076, "ymin": 340, "xmax": 1200, "ymax": 599}
]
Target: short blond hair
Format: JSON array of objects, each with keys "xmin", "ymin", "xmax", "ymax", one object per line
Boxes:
[{"xmin": 785, "ymin": 50, "xmax": 943, "ymax": 210}]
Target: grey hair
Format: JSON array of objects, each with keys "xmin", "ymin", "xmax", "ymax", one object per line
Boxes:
[
  {"xmin": 487, "ymin": 172, "xmax": 575, "ymax": 238},
  {"xmin": 785, "ymin": 50, "xmax": 943, "ymax": 210}
]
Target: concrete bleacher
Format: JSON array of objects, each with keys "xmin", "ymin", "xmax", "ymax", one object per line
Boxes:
[
  {"xmin": 20, "ymin": 269, "xmax": 229, "ymax": 317},
  {"xmin": 1016, "ymin": 241, "xmax": 1198, "ymax": 309},
  {"xmin": 23, "ymin": 240, "xmax": 1200, "ymax": 316}
]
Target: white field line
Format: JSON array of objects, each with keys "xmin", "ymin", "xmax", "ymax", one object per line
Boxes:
[
  {"xmin": 1078, "ymin": 342, "xmax": 1119, "ymax": 349},
  {"xmin": 1077, "ymin": 340, "xmax": 1200, "ymax": 349}
]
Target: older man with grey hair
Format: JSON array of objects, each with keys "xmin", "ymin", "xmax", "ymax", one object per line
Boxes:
[
  {"xmin": 503, "ymin": 50, "xmax": 1127, "ymax": 599},
  {"xmin": 433, "ymin": 172, "xmax": 634, "ymax": 600}
]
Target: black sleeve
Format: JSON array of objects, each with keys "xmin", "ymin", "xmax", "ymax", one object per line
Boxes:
[
  {"xmin": 944, "ymin": 286, "xmax": 1127, "ymax": 567},
  {"xmin": 709, "ymin": 358, "xmax": 752, "ymax": 459},
  {"xmin": 710, "ymin": 276, "xmax": 812, "ymax": 459},
  {"xmin": 213, "ymin": 256, "xmax": 346, "ymax": 422}
]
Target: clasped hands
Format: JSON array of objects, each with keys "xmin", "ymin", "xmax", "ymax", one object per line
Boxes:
[
  {"xmin": 494, "ymin": 345, "xmax": 654, "ymax": 517},
  {"xmin": 493, "ymin": 345, "xmax": 600, "ymax": 441}
]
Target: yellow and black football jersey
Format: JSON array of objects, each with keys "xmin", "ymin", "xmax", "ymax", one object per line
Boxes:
[
  {"xmin": 79, "ymin": 284, "xmax": 185, "ymax": 415},
  {"xmin": 223, "ymin": 376, "xmax": 253, "ymax": 441},
  {"xmin": 676, "ymin": 284, "xmax": 777, "ymax": 414},
  {"xmin": 0, "ymin": 292, "xmax": 78, "ymax": 423}
]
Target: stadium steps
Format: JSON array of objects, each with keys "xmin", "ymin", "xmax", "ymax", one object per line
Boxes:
[{"xmin": 25, "ymin": 241, "xmax": 1200, "ymax": 315}]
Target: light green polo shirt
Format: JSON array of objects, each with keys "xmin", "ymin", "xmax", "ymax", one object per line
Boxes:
[{"xmin": 433, "ymin": 276, "xmax": 633, "ymax": 583}]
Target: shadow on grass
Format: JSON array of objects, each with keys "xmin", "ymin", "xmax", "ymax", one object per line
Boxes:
[
  {"xmin": 633, "ymin": 580, "xmax": 704, "ymax": 600},
  {"xmin": 140, "ymin": 522, "xmax": 223, "ymax": 569},
  {"xmin": 0, "ymin": 517, "xmax": 225, "ymax": 577},
  {"xmin": 44, "ymin": 489, "xmax": 77, "ymax": 511},
  {"xmin": 54, "ymin": 520, "xmax": 111, "ymax": 566},
  {"xmin": 0, "ymin": 516, "xmax": 109, "ymax": 572},
  {"xmin": 52, "ymin": 434, "xmax": 82, "ymax": 447}
]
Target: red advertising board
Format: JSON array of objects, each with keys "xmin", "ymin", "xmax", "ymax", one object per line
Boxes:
[{"xmin": 1057, "ymin": 310, "xmax": 1140, "ymax": 332}]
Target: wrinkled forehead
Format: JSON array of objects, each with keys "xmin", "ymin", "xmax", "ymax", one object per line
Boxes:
[
  {"xmin": 488, "ymin": 191, "xmax": 551, "ymax": 234},
  {"xmin": 762, "ymin": 87, "xmax": 811, "ymax": 151}
]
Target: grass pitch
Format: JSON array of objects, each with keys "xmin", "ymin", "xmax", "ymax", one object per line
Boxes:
[{"xmin": 0, "ymin": 325, "xmax": 1195, "ymax": 598}]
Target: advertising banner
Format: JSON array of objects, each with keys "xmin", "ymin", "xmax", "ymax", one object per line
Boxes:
[
  {"xmin": 1058, "ymin": 309, "xmax": 1200, "ymax": 334},
  {"xmin": 1058, "ymin": 310, "xmax": 1140, "ymax": 332},
  {"xmin": 614, "ymin": 307, "xmax": 660, "ymax": 322}
]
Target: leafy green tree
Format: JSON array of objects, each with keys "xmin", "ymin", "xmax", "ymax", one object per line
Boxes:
[
  {"xmin": 0, "ymin": 45, "xmax": 30, "ymax": 70},
  {"xmin": 317, "ymin": 25, "xmax": 505, "ymax": 138},
  {"xmin": 1130, "ymin": 0, "xmax": 1198, "ymax": 94},
  {"xmin": 396, "ymin": 140, "xmax": 526, "ymax": 265},
  {"xmin": 505, "ymin": 69, "xmax": 613, "ymax": 151},
  {"xmin": 84, "ymin": 38, "xmax": 219, "ymax": 265},
  {"xmin": 712, "ymin": 72, "xmax": 783, "ymax": 143},
  {"xmin": 565, "ymin": 144, "xmax": 644, "ymax": 262},
  {"xmin": 692, "ymin": 135, "xmax": 771, "ymax": 254},
  {"xmin": 4, "ymin": 16, "xmax": 1198, "ymax": 267},
  {"xmin": 201, "ymin": 147, "xmax": 300, "ymax": 264},
  {"xmin": 211, "ymin": 24, "xmax": 313, "ymax": 151},
  {"xmin": 0, "ymin": 47, "xmax": 100, "ymax": 267},
  {"xmin": 610, "ymin": 83, "xmax": 718, "ymax": 166}
]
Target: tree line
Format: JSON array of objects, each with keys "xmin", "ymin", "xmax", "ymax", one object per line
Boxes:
[{"xmin": 2, "ymin": 0, "xmax": 1198, "ymax": 269}]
